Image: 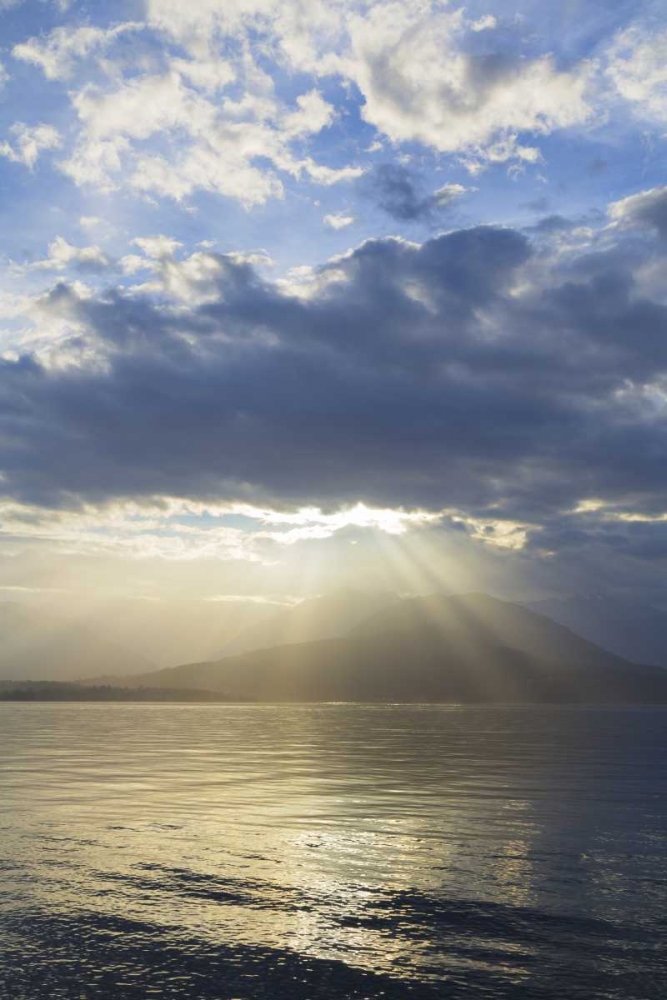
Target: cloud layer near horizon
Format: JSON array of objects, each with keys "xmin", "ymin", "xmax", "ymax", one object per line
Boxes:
[{"xmin": 2, "ymin": 191, "xmax": 667, "ymax": 565}]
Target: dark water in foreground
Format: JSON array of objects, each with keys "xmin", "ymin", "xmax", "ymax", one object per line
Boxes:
[{"xmin": 1, "ymin": 704, "xmax": 666, "ymax": 1000}]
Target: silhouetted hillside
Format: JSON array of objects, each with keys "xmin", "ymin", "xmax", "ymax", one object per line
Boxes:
[
  {"xmin": 119, "ymin": 593, "xmax": 667, "ymax": 704},
  {"xmin": 524, "ymin": 595, "xmax": 667, "ymax": 667},
  {"xmin": 0, "ymin": 680, "xmax": 236, "ymax": 702},
  {"xmin": 218, "ymin": 588, "xmax": 395, "ymax": 657},
  {"xmin": 352, "ymin": 593, "xmax": 621, "ymax": 668}
]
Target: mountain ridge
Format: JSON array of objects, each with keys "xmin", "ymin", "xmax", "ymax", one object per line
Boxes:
[
  {"xmin": 97, "ymin": 593, "xmax": 667, "ymax": 704},
  {"xmin": 524, "ymin": 595, "xmax": 667, "ymax": 667}
]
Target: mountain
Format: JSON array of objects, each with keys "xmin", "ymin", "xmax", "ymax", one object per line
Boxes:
[
  {"xmin": 524, "ymin": 595, "xmax": 667, "ymax": 667},
  {"xmin": 79, "ymin": 598, "xmax": 271, "ymax": 668},
  {"xmin": 1, "ymin": 590, "xmax": 395, "ymax": 677},
  {"xmin": 352, "ymin": 593, "xmax": 623, "ymax": 668},
  {"xmin": 0, "ymin": 603, "xmax": 152, "ymax": 681},
  {"xmin": 217, "ymin": 588, "xmax": 396, "ymax": 657},
  {"xmin": 113, "ymin": 593, "xmax": 667, "ymax": 704}
]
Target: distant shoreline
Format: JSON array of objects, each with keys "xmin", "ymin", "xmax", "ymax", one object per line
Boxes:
[
  {"xmin": 0, "ymin": 681, "xmax": 238, "ymax": 703},
  {"xmin": 1, "ymin": 684, "xmax": 665, "ymax": 707}
]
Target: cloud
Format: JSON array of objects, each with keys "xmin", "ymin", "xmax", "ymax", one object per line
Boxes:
[
  {"xmin": 132, "ymin": 235, "xmax": 183, "ymax": 259},
  {"xmin": 609, "ymin": 187, "xmax": 667, "ymax": 239},
  {"xmin": 58, "ymin": 62, "xmax": 359, "ymax": 204},
  {"xmin": 604, "ymin": 24, "xmax": 667, "ymax": 125},
  {"xmin": 5, "ymin": 2, "xmax": 667, "ymax": 228},
  {"xmin": 324, "ymin": 213, "xmax": 355, "ymax": 229},
  {"xmin": 364, "ymin": 164, "xmax": 467, "ymax": 221},
  {"xmin": 282, "ymin": 89, "xmax": 335, "ymax": 137},
  {"xmin": 0, "ymin": 123, "xmax": 61, "ymax": 169},
  {"xmin": 0, "ymin": 499, "xmax": 266, "ymax": 563},
  {"xmin": 0, "ymin": 495, "xmax": 436, "ymax": 564},
  {"xmin": 346, "ymin": 4, "xmax": 592, "ymax": 161},
  {"xmin": 8, "ymin": 0, "xmax": 608, "ymax": 211},
  {"xmin": 470, "ymin": 15, "xmax": 497, "ymax": 33},
  {"xmin": 141, "ymin": 1, "xmax": 593, "ymax": 169},
  {"xmin": 1, "ymin": 195, "xmax": 666, "ymax": 579},
  {"xmin": 13, "ymin": 23, "xmax": 141, "ymax": 81},
  {"xmin": 28, "ymin": 236, "xmax": 111, "ymax": 273}
]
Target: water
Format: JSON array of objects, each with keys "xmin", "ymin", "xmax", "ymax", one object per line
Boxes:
[{"xmin": 1, "ymin": 704, "xmax": 666, "ymax": 999}]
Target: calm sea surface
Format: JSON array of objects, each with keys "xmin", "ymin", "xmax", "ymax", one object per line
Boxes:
[{"xmin": 1, "ymin": 704, "xmax": 666, "ymax": 999}]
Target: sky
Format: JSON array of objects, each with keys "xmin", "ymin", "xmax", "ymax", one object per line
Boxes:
[{"xmin": 0, "ymin": 0, "xmax": 666, "ymax": 608}]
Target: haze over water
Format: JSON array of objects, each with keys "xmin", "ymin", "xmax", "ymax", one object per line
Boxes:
[{"xmin": 2, "ymin": 703, "xmax": 666, "ymax": 999}]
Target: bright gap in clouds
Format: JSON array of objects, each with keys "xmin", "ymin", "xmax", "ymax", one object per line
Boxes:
[
  {"xmin": 0, "ymin": 0, "xmax": 667, "ymax": 610},
  {"xmin": 0, "ymin": 497, "xmax": 443, "ymax": 563},
  {"xmin": 0, "ymin": 495, "xmax": 534, "ymax": 605}
]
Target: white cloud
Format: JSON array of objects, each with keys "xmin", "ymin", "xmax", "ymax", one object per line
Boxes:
[
  {"xmin": 62, "ymin": 72, "xmax": 215, "ymax": 192},
  {"xmin": 470, "ymin": 14, "xmax": 497, "ymax": 32},
  {"xmin": 72, "ymin": 72, "xmax": 213, "ymax": 143},
  {"xmin": 604, "ymin": 25, "xmax": 667, "ymax": 124},
  {"xmin": 0, "ymin": 290, "xmax": 30, "ymax": 325},
  {"xmin": 282, "ymin": 89, "xmax": 335, "ymax": 137},
  {"xmin": 13, "ymin": 22, "xmax": 141, "ymax": 81},
  {"xmin": 79, "ymin": 216, "xmax": 103, "ymax": 230},
  {"xmin": 299, "ymin": 158, "xmax": 364, "ymax": 185},
  {"xmin": 132, "ymin": 234, "xmax": 183, "ymax": 259},
  {"xmin": 453, "ymin": 514, "xmax": 531, "ymax": 550},
  {"xmin": 0, "ymin": 496, "xmax": 437, "ymax": 563},
  {"xmin": 0, "ymin": 123, "xmax": 61, "ymax": 168},
  {"xmin": 346, "ymin": 4, "xmax": 592, "ymax": 159},
  {"xmin": 145, "ymin": 0, "xmax": 286, "ymax": 49},
  {"xmin": 205, "ymin": 594, "xmax": 300, "ymax": 605},
  {"xmin": 59, "ymin": 136, "xmax": 129, "ymax": 190},
  {"xmin": 0, "ymin": 62, "xmax": 9, "ymax": 89},
  {"xmin": 460, "ymin": 134, "xmax": 542, "ymax": 175},
  {"xmin": 0, "ymin": 499, "xmax": 267, "ymax": 563},
  {"xmin": 142, "ymin": 0, "xmax": 593, "ymax": 166},
  {"xmin": 60, "ymin": 60, "xmax": 358, "ymax": 205},
  {"xmin": 250, "ymin": 502, "xmax": 439, "ymax": 543},
  {"xmin": 119, "ymin": 254, "xmax": 156, "ymax": 276},
  {"xmin": 324, "ymin": 212, "xmax": 355, "ymax": 229},
  {"xmin": 130, "ymin": 141, "xmax": 284, "ymax": 206},
  {"xmin": 29, "ymin": 236, "xmax": 111, "ymax": 272},
  {"xmin": 171, "ymin": 55, "xmax": 236, "ymax": 92},
  {"xmin": 431, "ymin": 182, "xmax": 468, "ymax": 206},
  {"xmin": 9, "ymin": 0, "xmax": 605, "ymax": 208},
  {"xmin": 608, "ymin": 186, "xmax": 667, "ymax": 237}
]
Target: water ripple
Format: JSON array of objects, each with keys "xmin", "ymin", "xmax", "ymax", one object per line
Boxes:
[{"xmin": 1, "ymin": 704, "xmax": 666, "ymax": 998}]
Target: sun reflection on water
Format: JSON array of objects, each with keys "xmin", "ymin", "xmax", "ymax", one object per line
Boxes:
[{"xmin": 2, "ymin": 703, "xmax": 667, "ymax": 997}]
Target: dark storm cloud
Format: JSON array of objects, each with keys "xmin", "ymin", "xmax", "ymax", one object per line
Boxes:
[
  {"xmin": 361, "ymin": 164, "xmax": 465, "ymax": 222},
  {"xmin": 2, "ymin": 219, "xmax": 667, "ymax": 567}
]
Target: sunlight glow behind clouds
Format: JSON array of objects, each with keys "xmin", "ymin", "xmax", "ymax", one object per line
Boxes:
[
  {"xmin": 1, "ymin": 0, "xmax": 667, "ymax": 602},
  {"xmin": 0, "ymin": 498, "xmax": 444, "ymax": 564}
]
